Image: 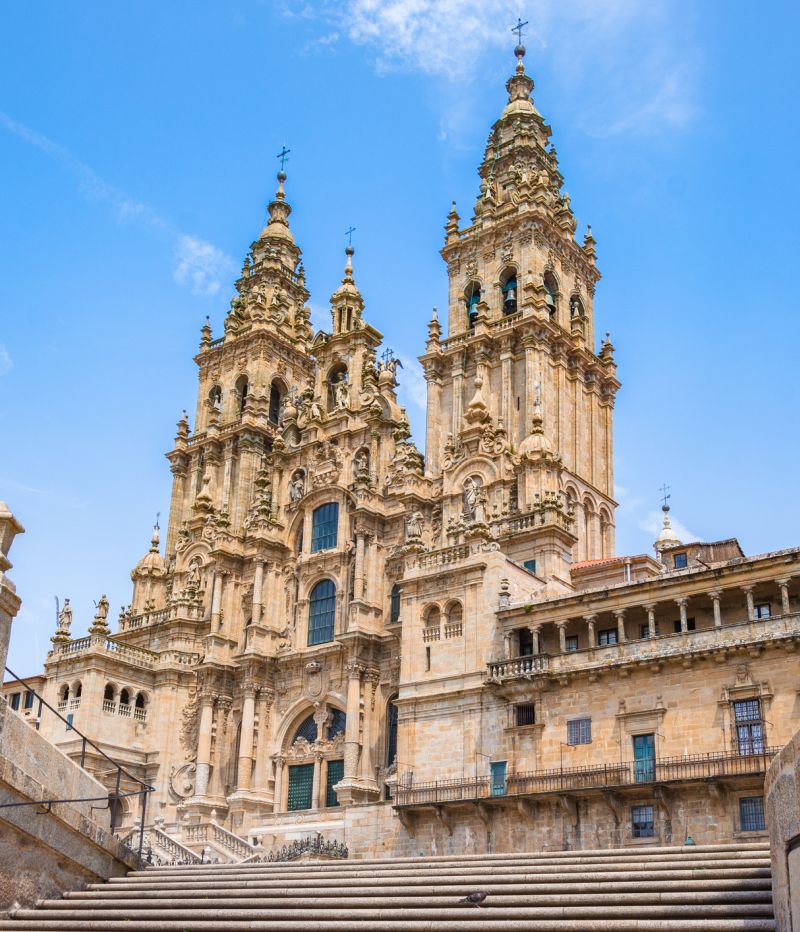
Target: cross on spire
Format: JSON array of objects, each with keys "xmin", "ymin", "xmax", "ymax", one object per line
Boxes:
[
  {"xmin": 276, "ymin": 145, "xmax": 291, "ymax": 171},
  {"xmin": 660, "ymin": 483, "xmax": 671, "ymax": 509},
  {"xmin": 155, "ymin": 511, "xmax": 160, "ymax": 530},
  {"xmin": 380, "ymin": 347, "xmax": 396, "ymax": 365},
  {"xmin": 345, "ymin": 226, "xmax": 356, "ymax": 246},
  {"xmin": 512, "ymin": 17, "xmax": 529, "ymax": 44}
]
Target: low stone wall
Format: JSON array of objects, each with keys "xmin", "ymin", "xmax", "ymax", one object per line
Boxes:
[
  {"xmin": 0, "ymin": 699, "xmax": 138, "ymax": 914},
  {"xmin": 766, "ymin": 730, "xmax": 800, "ymax": 932}
]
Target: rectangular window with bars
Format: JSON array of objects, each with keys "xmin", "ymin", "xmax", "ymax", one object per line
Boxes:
[
  {"xmin": 632, "ymin": 804, "xmax": 655, "ymax": 838},
  {"xmin": 739, "ymin": 796, "xmax": 766, "ymax": 832},
  {"xmin": 310, "ymin": 503, "xmax": 339, "ymax": 552},
  {"xmin": 287, "ymin": 763, "xmax": 314, "ymax": 811},
  {"xmin": 325, "ymin": 759, "xmax": 344, "ymax": 808},
  {"xmin": 567, "ymin": 718, "xmax": 592, "ymax": 745},
  {"xmin": 733, "ymin": 699, "xmax": 765, "ymax": 755},
  {"xmin": 515, "ymin": 702, "xmax": 536, "ymax": 726}
]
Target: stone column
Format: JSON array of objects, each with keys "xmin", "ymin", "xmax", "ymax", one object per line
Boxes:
[
  {"xmin": 252, "ymin": 561, "xmax": 265, "ymax": 626},
  {"xmin": 742, "ymin": 586, "xmax": 755, "ymax": 621},
  {"xmin": 556, "ymin": 622, "xmax": 567, "ymax": 653},
  {"xmin": 311, "ymin": 752, "xmax": 322, "ymax": 810},
  {"xmin": 523, "ymin": 337, "xmax": 537, "ymax": 434},
  {"xmin": 644, "ymin": 603, "xmax": 657, "ymax": 639},
  {"xmin": 354, "ymin": 529, "xmax": 366, "ymax": 601},
  {"xmin": 676, "ymin": 598, "xmax": 689, "ymax": 633},
  {"xmin": 615, "ymin": 609, "xmax": 627, "ymax": 643},
  {"xmin": 424, "ymin": 368, "xmax": 442, "ymax": 476},
  {"xmin": 210, "ymin": 572, "xmax": 223, "ymax": 629},
  {"xmin": 529, "ymin": 625, "xmax": 541, "ymax": 655},
  {"xmin": 272, "ymin": 755, "xmax": 285, "ymax": 813},
  {"xmin": 500, "ymin": 346, "xmax": 513, "ymax": 438},
  {"xmin": 359, "ymin": 671, "xmax": 379, "ymax": 783},
  {"xmin": 777, "ymin": 578, "xmax": 791, "ymax": 617},
  {"xmin": 236, "ymin": 685, "xmax": 257, "ymax": 792},
  {"xmin": 503, "ymin": 631, "xmax": 513, "ymax": 659},
  {"xmin": 709, "ymin": 589, "xmax": 723, "ymax": 628},
  {"xmin": 343, "ymin": 661, "xmax": 363, "ymax": 781},
  {"xmin": 584, "ymin": 614, "xmax": 597, "ymax": 648},
  {"xmin": 221, "ymin": 439, "xmax": 235, "ymax": 511},
  {"xmin": 194, "ymin": 691, "xmax": 216, "ymax": 797},
  {"xmin": 451, "ymin": 362, "xmax": 464, "ymax": 436}
]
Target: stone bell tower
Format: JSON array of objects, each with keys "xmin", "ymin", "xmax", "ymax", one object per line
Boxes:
[{"xmin": 420, "ymin": 41, "xmax": 620, "ymax": 567}]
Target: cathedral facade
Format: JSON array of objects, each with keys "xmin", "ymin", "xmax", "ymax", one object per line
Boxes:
[{"xmin": 15, "ymin": 46, "xmax": 800, "ymax": 859}]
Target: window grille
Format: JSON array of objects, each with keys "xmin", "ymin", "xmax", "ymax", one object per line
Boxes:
[
  {"xmin": 287, "ymin": 763, "xmax": 314, "ymax": 811},
  {"xmin": 598, "ymin": 628, "xmax": 617, "ymax": 646},
  {"xmin": 515, "ymin": 703, "xmax": 536, "ymax": 726},
  {"xmin": 567, "ymin": 718, "xmax": 591, "ymax": 745},
  {"xmin": 308, "ymin": 579, "xmax": 336, "ymax": 645},
  {"xmin": 310, "ymin": 503, "xmax": 339, "ymax": 552},
  {"xmin": 325, "ymin": 759, "xmax": 344, "ymax": 808},
  {"xmin": 739, "ymin": 796, "xmax": 766, "ymax": 832},
  {"xmin": 293, "ymin": 715, "xmax": 318, "ymax": 744},
  {"xmin": 632, "ymin": 804, "xmax": 655, "ymax": 838},
  {"xmin": 565, "ymin": 635, "xmax": 579, "ymax": 652},
  {"xmin": 390, "ymin": 584, "xmax": 402, "ymax": 623},
  {"xmin": 733, "ymin": 699, "xmax": 765, "ymax": 755},
  {"xmin": 327, "ymin": 709, "xmax": 346, "ymax": 740}
]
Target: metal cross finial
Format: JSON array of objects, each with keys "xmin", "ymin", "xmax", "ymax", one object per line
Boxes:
[
  {"xmin": 276, "ymin": 145, "xmax": 291, "ymax": 171},
  {"xmin": 345, "ymin": 226, "xmax": 356, "ymax": 246},
  {"xmin": 660, "ymin": 483, "xmax": 671, "ymax": 509},
  {"xmin": 381, "ymin": 347, "xmax": 396, "ymax": 365},
  {"xmin": 155, "ymin": 511, "xmax": 160, "ymax": 530},
  {"xmin": 512, "ymin": 17, "xmax": 529, "ymax": 44}
]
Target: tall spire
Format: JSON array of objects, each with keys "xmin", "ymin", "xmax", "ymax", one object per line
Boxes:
[{"xmin": 260, "ymin": 166, "xmax": 295, "ymax": 245}]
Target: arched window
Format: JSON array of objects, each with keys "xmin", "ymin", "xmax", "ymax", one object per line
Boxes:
[
  {"xmin": 134, "ymin": 692, "xmax": 145, "ymax": 709},
  {"xmin": 74, "ymin": 682, "xmax": 82, "ymax": 699},
  {"xmin": 60, "ymin": 684, "xmax": 69, "ymax": 701},
  {"xmin": 390, "ymin": 584, "xmax": 402, "ymax": 624},
  {"xmin": 424, "ymin": 605, "xmax": 441, "ymax": 628},
  {"xmin": 327, "ymin": 709, "xmax": 346, "ymax": 739},
  {"xmin": 386, "ymin": 699, "xmax": 398, "ymax": 767},
  {"xmin": 308, "ymin": 579, "xmax": 336, "ymax": 645},
  {"xmin": 103, "ymin": 683, "xmax": 115, "ymax": 701},
  {"xmin": 464, "ymin": 281, "xmax": 481, "ymax": 329},
  {"xmin": 501, "ymin": 269, "xmax": 518, "ymax": 314},
  {"xmin": 311, "ymin": 503, "xmax": 339, "ymax": 552},
  {"xmin": 543, "ymin": 272, "xmax": 559, "ymax": 320},
  {"xmin": 446, "ymin": 601, "xmax": 463, "ymax": 626},
  {"xmin": 269, "ymin": 379, "xmax": 285, "ymax": 425},
  {"xmin": 235, "ymin": 376, "xmax": 249, "ymax": 415},
  {"xmin": 292, "ymin": 714, "xmax": 318, "ymax": 744},
  {"xmin": 119, "ymin": 688, "xmax": 130, "ymax": 706}
]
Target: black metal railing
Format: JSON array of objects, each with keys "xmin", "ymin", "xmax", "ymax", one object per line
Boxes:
[
  {"xmin": 1, "ymin": 666, "xmax": 154, "ymax": 866},
  {"xmin": 395, "ymin": 747, "xmax": 778, "ymax": 807}
]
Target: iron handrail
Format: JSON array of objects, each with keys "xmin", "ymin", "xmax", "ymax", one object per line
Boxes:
[
  {"xmin": 4, "ymin": 665, "xmax": 154, "ymax": 865},
  {"xmin": 395, "ymin": 747, "xmax": 779, "ymax": 807}
]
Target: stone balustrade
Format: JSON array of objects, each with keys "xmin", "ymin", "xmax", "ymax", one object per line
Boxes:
[{"xmin": 488, "ymin": 654, "xmax": 549, "ymax": 680}]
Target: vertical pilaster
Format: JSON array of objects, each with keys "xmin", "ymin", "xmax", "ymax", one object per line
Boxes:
[
  {"xmin": 237, "ymin": 685, "xmax": 257, "ymax": 791},
  {"xmin": 252, "ymin": 560, "xmax": 265, "ymax": 626},
  {"xmin": 194, "ymin": 691, "xmax": 216, "ymax": 797},
  {"xmin": 424, "ymin": 367, "xmax": 443, "ymax": 476},
  {"xmin": 343, "ymin": 661, "xmax": 363, "ymax": 781}
]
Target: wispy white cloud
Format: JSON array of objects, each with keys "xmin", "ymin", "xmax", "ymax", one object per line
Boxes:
[
  {"xmin": 396, "ymin": 354, "xmax": 427, "ymax": 413},
  {"xmin": 0, "ymin": 111, "xmax": 236, "ymax": 296},
  {"xmin": 308, "ymin": 301, "xmax": 331, "ymax": 333},
  {"xmin": 640, "ymin": 510, "xmax": 699, "ymax": 544},
  {"xmin": 301, "ymin": 0, "xmax": 699, "ymax": 137},
  {"xmin": 0, "ymin": 344, "xmax": 12, "ymax": 376}
]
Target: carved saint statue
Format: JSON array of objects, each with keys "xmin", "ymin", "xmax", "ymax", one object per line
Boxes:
[
  {"xmin": 405, "ymin": 511, "xmax": 423, "ymax": 540},
  {"xmin": 95, "ymin": 594, "xmax": 109, "ymax": 622},
  {"xmin": 289, "ymin": 471, "xmax": 305, "ymax": 502},
  {"xmin": 334, "ymin": 375, "xmax": 350, "ymax": 410},
  {"xmin": 187, "ymin": 560, "xmax": 201, "ymax": 590},
  {"xmin": 58, "ymin": 598, "xmax": 73, "ymax": 632},
  {"xmin": 354, "ymin": 449, "xmax": 369, "ymax": 481}
]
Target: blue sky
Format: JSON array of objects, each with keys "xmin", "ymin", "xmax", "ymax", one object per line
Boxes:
[{"xmin": 2, "ymin": 1, "xmax": 798, "ymax": 675}]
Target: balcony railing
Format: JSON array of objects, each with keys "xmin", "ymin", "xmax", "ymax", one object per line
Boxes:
[
  {"xmin": 395, "ymin": 748, "xmax": 778, "ymax": 807},
  {"xmin": 488, "ymin": 654, "xmax": 550, "ymax": 680}
]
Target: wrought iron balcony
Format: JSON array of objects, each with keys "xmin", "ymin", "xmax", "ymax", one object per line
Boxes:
[{"xmin": 395, "ymin": 748, "xmax": 778, "ymax": 808}]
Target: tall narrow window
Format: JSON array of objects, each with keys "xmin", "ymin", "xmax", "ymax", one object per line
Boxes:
[
  {"xmin": 325, "ymin": 760, "xmax": 344, "ymax": 808},
  {"xmin": 390, "ymin": 584, "xmax": 402, "ymax": 624},
  {"xmin": 287, "ymin": 763, "xmax": 314, "ymax": 811},
  {"xmin": 543, "ymin": 272, "xmax": 558, "ymax": 319},
  {"xmin": 386, "ymin": 700, "xmax": 398, "ymax": 766},
  {"xmin": 631, "ymin": 804, "xmax": 655, "ymax": 838},
  {"xmin": 465, "ymin": 282, "xmax": 481, "ymax": 329},
  {"xmin": 739, "ymin": 796, "xmax": 766, "ymax": 832},
  {"xmin": 311, "ymin": 503, "xmax": 339, "ymax": 552},
  {"xmin": 733, "ymin": 699, "xmax": 765, "ymax": 755},
  {"xmin": 501, "ymin": 271, "xmax": 517, "ymax": 314},
  {"xmin": 567, "ymin": 718, "xmax": 592, "ymax": 746},
  {"xmin": 9, "ymin": 693, "xmax": 20, "ymax": 711},
  {"xmin": 308, "ymin": 579, "xmax": 336, "ymax": 645},
  {"xmin": 633, "ymin": 733, "xmax": 656, "ymax": 782},
  {"xmin": 269, "ymin": 381, "xmax": 283, "ymax": 424}
]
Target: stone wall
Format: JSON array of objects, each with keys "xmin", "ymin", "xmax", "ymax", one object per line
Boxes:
[
  {"xmin": 766, "ymin": 728, "xmax": 800, "ymax": 932},
  {"xmin": 0, "ymin": 698, "xmax": 137, "ymax": 914}
]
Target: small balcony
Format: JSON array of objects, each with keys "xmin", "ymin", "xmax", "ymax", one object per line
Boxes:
[
  {"xmin": 488, "ymin": 654, "xmax": 549, "ymax": 680},
  {"xmin": 395, "ymin": 748, "xmax": 778, "ymax": 809}
]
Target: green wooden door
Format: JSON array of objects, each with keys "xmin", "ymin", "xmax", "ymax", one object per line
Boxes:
[
  {"xmin": 490, "ymin": 760, "xmax": 507, "ymax": 797},
  {"xmin": 325, "ymin": 759, "xmax": 344, "ymax": 808},
  {"xmin": 287, "ymin": 763, "xmax": 314, "ymax": 811}
]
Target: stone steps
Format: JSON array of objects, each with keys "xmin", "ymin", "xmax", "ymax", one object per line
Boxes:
[{"xmin": 1, "ymin": 843, "xmax": 775, "ymax": 932}]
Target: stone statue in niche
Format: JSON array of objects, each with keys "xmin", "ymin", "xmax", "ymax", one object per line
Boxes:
[
  {"xmin": 289, "ymin": 471, "xmax": 305, "ymax": 502},
  {"xmin": 334, "ymin": 375, "xmax": 350, "ymax": 409},
  {"xmin": 354, "ymin": 449, "xmax": 370, "ymax": 481},
  {"xmin": 405, "ymin": 511, "xmax": 423, "ymax": 541}
]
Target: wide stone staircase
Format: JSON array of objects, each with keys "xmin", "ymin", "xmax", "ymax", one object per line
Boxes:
[{"xmin": 1, "ymin": 842, "xmax": 775, "ymax": 931}]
